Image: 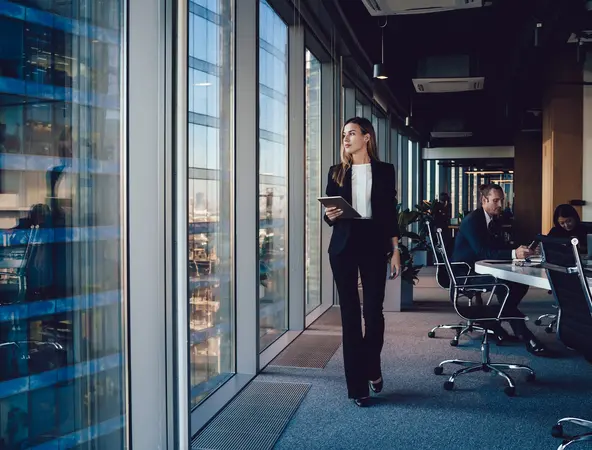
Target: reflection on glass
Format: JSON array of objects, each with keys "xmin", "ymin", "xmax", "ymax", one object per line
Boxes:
[
  {"xmin": 258, "ymin": 0, "xmax": 288, "ymax": 351},
  {"xmin": 0, "ymin": 2, "xmax": 126, "ymax": 448},
  {"xmin": 188, "ymin": 0, "xmax": 234, "ymax": 407},
  {"xmin": 305, "ymin": 50, "xmax": 321, "ymax": 315},
  {"xmin": 356, "ymin": 101, "xmax": 363, "ymax": 118}
]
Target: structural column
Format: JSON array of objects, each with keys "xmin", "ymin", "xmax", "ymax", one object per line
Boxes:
[
  {"xmin": 541, "ymin": 49, "xmax": 583, "ymax": 231},
  {"xmin": 582, "ymin": 51, "xmax": 592, "ymax": 221},
  {"xmin": 514, "ymin": 132, "xmax": 542, "ymax": 243}
]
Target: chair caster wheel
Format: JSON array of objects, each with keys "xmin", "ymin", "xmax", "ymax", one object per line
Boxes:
[
  {"xmin": 534, "ymin": 319, "xmax": 542, "ymax": 326},
  {"xmin": 504, "ymin": 386, "xmax": 516, "ymax": 397},
  {"xmin": 551, "ymin": 424, "xmax": 564, "ymax": 438},
  {"xmin": 450, "ymin": 340, "xmax": 459, "ymax": 347},
  {"xmin": 434, "ymin": 366, "xmax": 444, "ymax": 375},
  {"xmin": 428, "ymin": 331, "xmax": 436, "ymax": 338},
  {"xmin": 545, "ymin": 327, "xmax": 554, "ymax": 334},
  {"xmin": 482, "ymin": 366, "xmax": 491, "ymax": 373},
  {"xmin": 526, "ymin": 373, "xmax": 536, "ymax": 382},
  {"xmin": 443, "ymin": 381, "xmax": 454, "ymax": 391}
]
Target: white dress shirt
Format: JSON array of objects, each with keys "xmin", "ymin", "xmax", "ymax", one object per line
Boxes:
[
  {"xmin": 483, "ymin": 209, "xmax": 516, "ymax": 259},
  {"xmin": 351, "ymin": 164, "xmax": 372, "ymax": 218}
]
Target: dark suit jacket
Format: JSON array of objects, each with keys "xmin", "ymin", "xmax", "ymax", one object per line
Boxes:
[
  {"xmin": 324, "ymin": 160, "xmax": 400, "ymax": 255},
  {"xmin": 452, "ymin": 207, "xmax": 512, "ymax": 267}
]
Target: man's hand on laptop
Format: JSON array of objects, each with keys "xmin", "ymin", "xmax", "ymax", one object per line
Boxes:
[{"xmin": 515, "ymin": 246, "xmax": 535, "ymax": 260}]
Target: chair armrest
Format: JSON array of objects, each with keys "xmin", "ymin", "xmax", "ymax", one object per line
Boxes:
[
  {"xmin": 453, "ymin": 282, "xmax": 526, "ymax": 322},
  {"xmin": 450, "ymin": 261, "xmax": 471, "ymax": 268},
  {"xmin": 456, "ymin": 274, "xmax": 496, "ymax": 280},
  {"xmin": 450, "ymin": 261, "xmax": 472, "ymax": 276},
  {"xmin": 456, "ymin": 273, "xmax": 497, "ymax": 286}
]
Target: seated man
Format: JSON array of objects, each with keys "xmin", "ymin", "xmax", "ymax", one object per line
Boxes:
[{"xmin": 452, "ymin": 183, "xmax": 552, "ymax": 357}]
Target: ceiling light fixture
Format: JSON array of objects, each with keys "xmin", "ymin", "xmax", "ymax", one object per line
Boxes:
[
  {"xmin": 464, "ymin": 170, "xmax": 506, "ymax": 175},
  {"xmin": 373, "ymin": 18, "xmax": 388, "ymax": 80},
  {"xmin": 405, "ymin": 96, "xmax": 413, "ymax": 127},
  {"xmin": 534, "ymin": 22, "xmax": 542, "ymax": 47}
]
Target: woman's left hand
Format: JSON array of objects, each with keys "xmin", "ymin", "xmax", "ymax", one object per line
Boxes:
[{"xmin": 390, "ymin": 250, "xmax": 402, "ymax": 279}]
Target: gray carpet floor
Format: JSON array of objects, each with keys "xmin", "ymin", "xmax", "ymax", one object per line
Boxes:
[{"xmin": 260, "ymin": 268, "xmax": 592, "ymax": 450}]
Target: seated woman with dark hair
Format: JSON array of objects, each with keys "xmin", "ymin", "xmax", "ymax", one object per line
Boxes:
[{"xmin": 549, "ymin": 204, "xmax": 588, "ymax": 253}]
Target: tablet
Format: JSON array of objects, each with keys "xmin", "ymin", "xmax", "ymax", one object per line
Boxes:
[{"xmin": 318, "ymin": 196, "xmax": 362, "ymax": 219}]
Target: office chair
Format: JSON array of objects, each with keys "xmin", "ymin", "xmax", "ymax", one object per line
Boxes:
[
  {"xmin": 0, "ymin": 225, "xmax": 40, "ymax": 303},
  {"xmin": 424, "ymin": 220, "xmax": 489, "ymax": 346},
  {"xmin": 534, "ymin": 308, "xmax": 557, "ymax": 334},
  {"xmin": 538, "ymin": 236, "xmax": 592, "ymax": 449},
  {"xmin": 433, "ymin": 228, "xmax": 536, "ymax": 396}
]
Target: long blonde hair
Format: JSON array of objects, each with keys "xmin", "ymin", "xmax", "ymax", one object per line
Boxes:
[{"xmin": 332, "ymin": 117, "xmax": 380, "ymax": 186}]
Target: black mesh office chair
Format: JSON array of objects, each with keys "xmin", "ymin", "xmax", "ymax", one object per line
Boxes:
[
  {"xmin": 433, "ymin": 228, "xmax": 535, "ymax": 396},
  {"xmin": 534, "ymin": 308, "xmax": 557, "ymax": 334},
  {"xmin": 538, "ymin": 236, "xmax": 592, "ymax": 449},
  {"xmin": 424, "ymin": 220, "xmax": 489, "ymax": 346}
]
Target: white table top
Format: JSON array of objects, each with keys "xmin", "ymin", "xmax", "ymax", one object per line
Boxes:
[{"xmin": 474, "ymin": 261, "xmax": 551, "ymax": 290}]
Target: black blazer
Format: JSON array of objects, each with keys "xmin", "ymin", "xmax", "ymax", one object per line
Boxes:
[
  {"xmin": 324, "ymin": 160, "xmax": 400, "ymax": 255},
  {"xmin": 451, "ymin": 207, "xmax": 512, "ymax": 267}
]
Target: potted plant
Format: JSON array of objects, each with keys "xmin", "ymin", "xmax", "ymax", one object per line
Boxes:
[{"xmin": 384, "ymin": 204, "xmax": 424, "ymax": 312}]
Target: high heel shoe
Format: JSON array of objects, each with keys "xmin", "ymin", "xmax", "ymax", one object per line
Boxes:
[
  {"xmin": 526, "ymin": 339, "xmax": 555, "ymax": 358},
  {"xmin": 353, "ymin": 397, "xmax": 370, "ymax": 407},
  {"xmin": 369, "ymin": 377, "xmax": 383, "ymax": 394}
]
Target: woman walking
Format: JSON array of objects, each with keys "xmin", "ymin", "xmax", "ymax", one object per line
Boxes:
[{"xmin": 324, "ymin": 117, "xmax": 401, "ymax": 407}]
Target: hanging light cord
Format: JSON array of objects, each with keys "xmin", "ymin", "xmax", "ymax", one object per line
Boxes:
[{"xmin": 379, "ymin": 17, "xmax": 388, "ymax": 64}]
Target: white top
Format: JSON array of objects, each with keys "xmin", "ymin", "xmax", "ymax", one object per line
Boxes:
[
  {"xmin": 484, "ymin": 209, "xmax": 493, "ymax": 227},
  {"xmin": 351, "ymin": 164, "xmax": 372, "ymax": 218}
]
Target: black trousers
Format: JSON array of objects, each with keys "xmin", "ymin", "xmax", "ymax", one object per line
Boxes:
[
  {"xmin": 330, "ymin": 225, "xmax": 388, "ymax": 399},
  {"xmin": 467, "ymin": 275, "xmax": 532, "ymax": 338}
]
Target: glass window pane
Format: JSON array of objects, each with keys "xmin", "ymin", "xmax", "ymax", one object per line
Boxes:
[
  {"xmin": 187, "ymin": 0, "xmax": 235, "ymax": 408},
  {"xmin": 0, "ymin": 3, "xmax": 126, "ymax": 448},
  {"xmin": 435, "ymin": 159, "xmax": 440, "ymax": 200},
  {"xmin": 305, "ymin": 49, "xmax": 321, "ymax": 315},
  {"xmin": 258, "ymin": 0, "xmax": 288, "ymax": 351},
  {"xmin": 407, "ymin": 140, "xmax": 413, "ymax": 209},
  {"xmin": 426, "ymin": 161, "xmax": 431, "ymax": 201},
  {"xmin": 451, "ymin": 166, "xmax": 457, "ymax": 218}
]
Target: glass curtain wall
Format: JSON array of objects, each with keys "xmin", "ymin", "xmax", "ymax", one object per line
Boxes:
[
  {"xmin": 0, "ymin": 1, "xmax": 127, "ymax": 448},
  {"xmin": 407, "ymin": 139, "xmax": 413, "ymax": 210},
  {"xmin": 187, "ymin": 0, "xmax": 235, "ymax": 407},
  {"xmin": 258, "ymin": 0, "xmax": 288, "ymax": 350},
  {"xmin": 305, "ymin": 49, "xmax": 321, "ymax": 315}
]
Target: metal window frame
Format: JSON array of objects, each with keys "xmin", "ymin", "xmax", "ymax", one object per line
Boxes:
[
  {"xmin": 128, "ymin": 0, "xmax": 172, "ymax": 447},
  {"xmin": 287, "ymin": 23, "xmax": 306, "ymax": 331},
  {"xmin": 316, "ymin": 59, "xmax": 339, "ymax": 312}
]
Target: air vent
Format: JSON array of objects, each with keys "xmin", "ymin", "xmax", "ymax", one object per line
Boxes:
[
  {"xmin": 430, "ymin": 131, "xmax": 473, "ymax": 138},
  {"xmin": 567, "ymin": 31, "xmax": 592, "ymax": 44},
  {"xmin": 413, "ymin": 77, "xmax": 485, "ymax": 93},
  {"xmin": 361, "ymin": 0, "xmax": 484, "ymax": 16}
]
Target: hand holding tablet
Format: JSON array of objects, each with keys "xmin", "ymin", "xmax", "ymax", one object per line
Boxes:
[
  {"xmin": 318, "ymin": 196, "xmax": 362, "ymax": 219},
  {"xmin": 325, "ymin": 206, "xmax": 342, "ymax": 221}
]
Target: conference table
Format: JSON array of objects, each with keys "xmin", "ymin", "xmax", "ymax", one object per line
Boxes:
[
  {"xmin": 474, "ymin": 261, "xmax": 551, "ymax": 290},
  {"xmin": 475, "ymin": 260, "xmax": 592, "ymax": 289}
]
